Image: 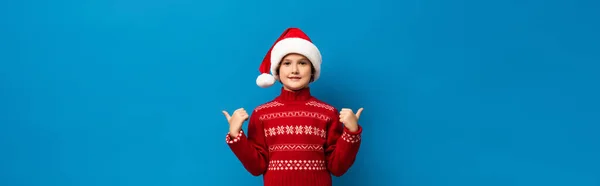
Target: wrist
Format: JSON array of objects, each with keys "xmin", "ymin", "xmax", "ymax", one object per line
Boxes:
[
  {"xmin": 229, "ymin": 127, "xmax": 241, "ymax": 137},
  {"xmin": 345, "ymin": 123, "xmax": 359, "ymax": 132}
]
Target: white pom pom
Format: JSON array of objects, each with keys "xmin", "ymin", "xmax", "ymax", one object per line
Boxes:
[{"xmin": 256, "ymin": 73, "xmax": 275, "ymax": 88}]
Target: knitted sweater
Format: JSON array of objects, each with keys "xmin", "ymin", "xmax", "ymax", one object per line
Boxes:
[{"xmin": 225, "ymin": 87, "xmax": 362, "ymax": 186}]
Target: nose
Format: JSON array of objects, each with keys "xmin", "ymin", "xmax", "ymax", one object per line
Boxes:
[{"xmin": 291, "ymin": 65, "xmax": 299, "ymax": 74}]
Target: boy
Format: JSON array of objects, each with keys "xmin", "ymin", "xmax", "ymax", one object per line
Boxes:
[{"xmin": 222, "ymin": 28, "xmax": 364, "ymax": 186}]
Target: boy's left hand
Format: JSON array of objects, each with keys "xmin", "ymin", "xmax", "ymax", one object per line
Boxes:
[{"xmin": 339, "ymin": 108, "xmax": 363, "ymax": 132}]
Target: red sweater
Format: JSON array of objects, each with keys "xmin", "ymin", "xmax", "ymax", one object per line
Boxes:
[{"xmin": 225, "ymin": 87, "xmax": 362, "ymax": 186}]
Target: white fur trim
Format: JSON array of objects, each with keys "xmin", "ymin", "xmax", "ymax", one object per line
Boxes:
[
  {"xmin": 270, "ymin": 38, "xmax": 322, "ymax": 82},
  {"xmin": 256, "ymin": 73, "xmax": 275, "ymax": 88}
]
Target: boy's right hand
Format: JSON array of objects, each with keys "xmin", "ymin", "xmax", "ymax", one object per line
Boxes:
[{"xmin": 222, "ymin": 108, "xmax": 249, "ymax": 137}]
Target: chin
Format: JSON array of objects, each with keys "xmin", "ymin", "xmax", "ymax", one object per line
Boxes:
[
  {"xmin": 284, "ymin": 86, "xmax": 303, "ymax": 91},
  {"xmin": 283, "ymin": 82, "xmax": 309, "ymax": 91}
]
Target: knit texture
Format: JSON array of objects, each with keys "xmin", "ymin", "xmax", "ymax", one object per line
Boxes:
[{"xmin": 226, "ymin": 87, "xmax": 362, "ymax": 186}]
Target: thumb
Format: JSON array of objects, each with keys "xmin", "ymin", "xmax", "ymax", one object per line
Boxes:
[
  {"xmin": 355, "ymin": 108, "xmax": 364, "ymax": 119},
  {"xmin": 222, "ymin": 110, "xmax": 231, "ymax": 120}
]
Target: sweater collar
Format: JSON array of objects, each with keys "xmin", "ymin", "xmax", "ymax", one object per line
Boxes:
[{"xmin": 276, "ymin": 87, "xmax": 312, "ymax": 102}]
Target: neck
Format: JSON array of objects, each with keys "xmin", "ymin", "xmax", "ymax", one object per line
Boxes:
[{"xmin": 277, "ymin": 87, "xmax": 312, "ymax": 102}]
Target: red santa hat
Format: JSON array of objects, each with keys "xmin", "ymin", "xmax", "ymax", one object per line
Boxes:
[{"xmin": 256, "ymin": 27, "xmax": 322, "ymax": 88}]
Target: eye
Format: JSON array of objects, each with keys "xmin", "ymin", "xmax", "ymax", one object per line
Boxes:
[
  {"xmin": 282, "ymin": 61, "xmax": 291, "ymax": 65},
  {"xmin": 299, "ymin": 61, "xmax": 308, "ymax": 65}
]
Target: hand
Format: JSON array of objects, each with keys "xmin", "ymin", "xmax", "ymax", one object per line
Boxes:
[
  {"xmin": 339, "ymin": 108, "xmax": 363, "ymax": 132},
  {"xmin": 222, "ymin": 108, "xmax": 249, "ymax": 137}
]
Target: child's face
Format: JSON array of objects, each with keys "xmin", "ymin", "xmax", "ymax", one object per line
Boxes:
[{"xmin": 277, "ymin": 53, "xmax": 313, "ymax": 91}]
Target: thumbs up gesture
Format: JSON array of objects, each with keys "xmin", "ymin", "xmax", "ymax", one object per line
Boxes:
[
  {"xmin": 222, "ymin": 108, "xmax": 249, "ymax": 137},
  {"xmin": 339, "ymin": 108, "xmax": 363, "ymax": 132}
]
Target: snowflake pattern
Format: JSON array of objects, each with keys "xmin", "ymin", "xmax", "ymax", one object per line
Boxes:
[{"xmin": 264, "ymin": 125, "xmax": 326, "ymax": 138}]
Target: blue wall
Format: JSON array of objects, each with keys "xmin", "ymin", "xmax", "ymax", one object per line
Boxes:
[{"xmin": 1, "ymin": 0, "xmax": 599, "ymax": 185}]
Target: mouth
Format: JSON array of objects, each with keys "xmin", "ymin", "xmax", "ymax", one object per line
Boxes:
[{"xmin": 288, "ymin": 77, "xmax": 302, "ymax": 81}]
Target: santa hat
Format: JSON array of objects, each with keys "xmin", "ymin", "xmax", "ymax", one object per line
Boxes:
[{"xmin": 256, "ymin": 27, "xmax": 322, "ymax": 88}]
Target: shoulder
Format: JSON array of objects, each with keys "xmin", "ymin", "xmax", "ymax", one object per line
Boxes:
[
  {"xmin": 305, "ymin": 98, "xmax": 337, "ymax": 115},
  {"xmin": 253, "ymin": 99, "xmax": 285, "ymax": 113}
]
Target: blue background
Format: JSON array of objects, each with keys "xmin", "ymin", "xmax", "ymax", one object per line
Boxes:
[{"xmin": 1, "ymin": 0, "xmax": 599, "ymax": 185}]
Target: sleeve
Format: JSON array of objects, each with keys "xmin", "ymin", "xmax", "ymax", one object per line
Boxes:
[
  {"xmin": 324, "ymin": 109, "xmax": 363, "ymax": 177},
  {"xmin": 225, "ymin": 110, "xmax": 269, "ymax": 176}
]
